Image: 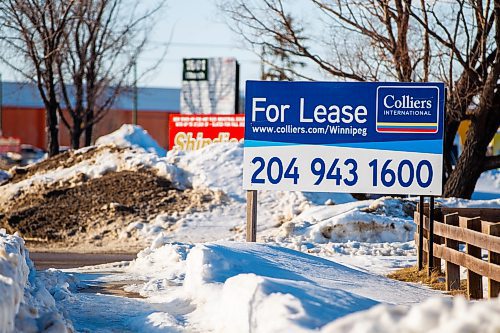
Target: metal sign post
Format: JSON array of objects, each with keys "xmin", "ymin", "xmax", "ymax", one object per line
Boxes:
[
  {"xmin": 246, "ymin": 190, "xmax": 257, "ymax": 242},
  {"xmin": 418, "ymin": 195, "xmax": 425, "ymax": 270},
  {"xmin": 427, "ymin": 196, "xmax": 435, "ymax": 275}
]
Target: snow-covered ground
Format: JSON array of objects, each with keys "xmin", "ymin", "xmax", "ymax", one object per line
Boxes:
[
  {"xmin": 37, "ymin": 241, "xmax": 500, "ymax": 333},
  {"xmin": 1, "ymin": 125, "xmax": 499, "ymax": 332}
]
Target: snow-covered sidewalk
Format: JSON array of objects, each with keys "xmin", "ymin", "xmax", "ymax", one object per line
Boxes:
[
  {"xmin": 50, "ymin": 241, "xmax": 440, "ymax": 332},
  {"xmin": 41, "ymin": 241, "xmax": 500, "ymax": 333}
]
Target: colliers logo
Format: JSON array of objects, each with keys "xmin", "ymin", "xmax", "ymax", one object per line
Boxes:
[{"xmin": 376, "ymin": 86, "xmax": 439, "ymax": 133}]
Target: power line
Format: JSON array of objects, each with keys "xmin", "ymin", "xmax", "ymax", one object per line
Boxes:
[
  {"xmin": 150, "ymin": 40, "xmax": 248, "ymax": 50},
  {"xmin": 136, "ymin": 56, "xmax": 260, "ymax": 64}
]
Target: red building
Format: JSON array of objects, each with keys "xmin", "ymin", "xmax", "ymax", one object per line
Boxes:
[{"xmin": 0, "ymin": 82, "xmax": 180, "ymax": 150}]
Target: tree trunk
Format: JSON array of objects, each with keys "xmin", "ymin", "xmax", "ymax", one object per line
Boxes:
[
  {"xmin": 46, "ymin": 103, "xmax": 59, "ymax": 157},
  {"xmin": 443, "ymin": 117, "xmax": 460, "ymax": 180},
  {"xmin": 444, "ymin": 106, "xmax": 500, "ymax": 198},
  {"xmin": 84, "ymin": 110, "xmax": 94, "ymax": 147},
  {"xmin": 71, "ymin": 119, "xmax": 82, "ymax": 150}
]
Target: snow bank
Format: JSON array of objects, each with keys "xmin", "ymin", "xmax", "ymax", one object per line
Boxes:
[
  {"xmin": 441, "ymin": 196, "xmax": 500, "ymax": 208},
  {"xmin": 128, "ymin": 241, "xmax": 438, "ymax": 333},
  {"xmin": 128, "ymin": 241, "xmax": 193, "ymax": 288},
  {"xmin": 37, "ymin": 269, "xmax": 80, "ymax": 303},
  {"xmin": 1, "ymin": 126, "xmax": 177, "ymax": 205},
  {"xmin": 289, "ymin": 197, "xmax": 415, "ymax": 244},
  {"xmin": 95, "ymin": 124, "xmax": 166, "ymax": 157},
  {"xmin": 0, "ymin": 231, "xmax": 69, "ymax": 333},
  {"xmin": 0, "ymin": 231, "xmax": 28, "ymax": 333},
  {"xmin": 0, "ymin": 146, "xmax": 181, "ymax": 205},
  {"xmin": 322, "ymin": 296, "xmax": 500, "ymax": 333}
]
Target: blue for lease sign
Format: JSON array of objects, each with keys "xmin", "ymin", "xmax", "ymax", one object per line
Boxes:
[{"xmin": 243, "ymin": 81, "xmax": 445, "ymax": 195}]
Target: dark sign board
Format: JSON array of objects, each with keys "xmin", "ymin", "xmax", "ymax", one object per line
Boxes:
[{"xmin": 182, "ymin": 58, "xmax": 209, "ymax": 81}]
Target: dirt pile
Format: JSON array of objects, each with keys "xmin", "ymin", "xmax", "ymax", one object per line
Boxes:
[{"xmin": 0, "ymin": 147, "xmax": 221, "ymax": 253}]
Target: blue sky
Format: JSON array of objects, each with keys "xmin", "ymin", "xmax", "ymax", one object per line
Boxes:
[
  {"xmin": 0, "ymin": 0, "xmax": 261, "ymax": 89},
  {"xmin": 139, "ymin": 0, "xmax": 263, "ymax": 88}
]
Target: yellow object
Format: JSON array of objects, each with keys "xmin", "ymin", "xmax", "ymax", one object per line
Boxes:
[
  {"xmin": 492, "ymin": 131, "xmax": 500, "ymax": 155},
  {"xmin": 457, "ymin": 120, "xmax": 471, "ymax": 146},
  {"xmin": 458, "ymin": 120, "xmax": 500, "ymax": 156}
]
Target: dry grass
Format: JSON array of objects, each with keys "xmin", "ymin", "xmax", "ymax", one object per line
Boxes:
[{"xmin": 388, "ymin": 265, "xmax": 466, "ymax": 296}]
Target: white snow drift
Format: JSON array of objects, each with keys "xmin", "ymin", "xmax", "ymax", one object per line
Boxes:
[
  {"xmin": 0, "ymin": 231, "xmax": 69, "ymax": 333},
  {"xmin": 322, "ymin": 296, "xmax": 500, "ymax": 333},
  {"xmin": 123, "ymin": 241, "xmax": 440, "ymax": 333},
  {"xmin": 95, "ymin": 124, "xmax": 167, "ymax": 157}
]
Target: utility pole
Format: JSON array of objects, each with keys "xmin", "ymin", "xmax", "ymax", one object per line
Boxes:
[{"xmin": 133, "ymin": 60, "xmax": 138, "ymax": 125}]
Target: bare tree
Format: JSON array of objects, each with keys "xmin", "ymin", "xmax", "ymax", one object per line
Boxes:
[
  {"xmin": 57, "ymin": 0, "xmax": 165, "ymax": 148},
  {"xmin": 0, "ymin": 0, "xmax": 75, "ymax": 156},
  {"xmin": 220, "ymin": 0, "xmax": 428, "ymax": 81},
  {"xmin": 410, "ymin": 0, "xmax": 500, "ymax": 197},
  {"xmin": 220, "ymin": 0, "xmax": 500, "ymax": 198},
  {"xmin": 0, "ymin": 0, "xmax": 166, "ymax": 151},
  {"xmin": 260, "ymin": 15, "xmax": 306, "ymax": 80}
]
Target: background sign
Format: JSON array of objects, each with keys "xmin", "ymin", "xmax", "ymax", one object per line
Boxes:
[
  {"xmin": 243, "ymin": 81, "xmax": 445, "ymax": 195},
  {"xmin": 169, "ymin": 114, "xmax": 244, "ymax": 151},
  {"xmin": 180, "ymin": 57, "xmax": 239, "ymax": 114}
]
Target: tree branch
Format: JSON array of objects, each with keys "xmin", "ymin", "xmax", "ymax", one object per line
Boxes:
[{"xmin": 483, "ymin": 155, "xmax": 500, "ymax": 171}]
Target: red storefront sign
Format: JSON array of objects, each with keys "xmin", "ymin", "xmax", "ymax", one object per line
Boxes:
[
  {"xmin": 169, "ymin": 114, "xmax": 244, "ymax": 151},
  {"xmin": 0, "ymin": 137, "xmax": 21, "ymax": 153}
]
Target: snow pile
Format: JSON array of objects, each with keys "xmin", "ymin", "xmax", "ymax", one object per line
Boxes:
[
  {"xmin": 37, "ymin": 269, "xmax": 80, "ymax": 303},
  {"xmin": 128, "ymin": 241, "xmax": 193, "ymax": 288},
  {"xmin": 0, "ymin": 231, "xmax": 28, "ymax": 333},
  {"xmin": 0, "ymin": 231, "xmax": 69, "ymax": 333},
  {"xmin": 288, "ymin": 197, "xmax": 415, "ymax": 244},
  {"xmin": 322, "ymin": 296, "xmax": 500, "ymax": 333},
  {"xmin": 166, "ymin": 143, "xmax": 245, "ymax": 199},
  {"xmin": 127, "ymin": 241, "xmax": 438, "ymax": 333},
  {"xmin": 441, "ymin": 196, "xmax": 500, "ymax": 208},
  {"xmin": 95, "ymin": 124, "xmax": 166, "ymax": 157},
  {"xmin": 0, "ymin": 146, "xmax": 181, "ymax": 205}
]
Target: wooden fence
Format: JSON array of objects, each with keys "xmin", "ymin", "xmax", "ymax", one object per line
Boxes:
[{"xmin": 414, "ymin": 205, "xmax": 500, "ymax": 299}]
